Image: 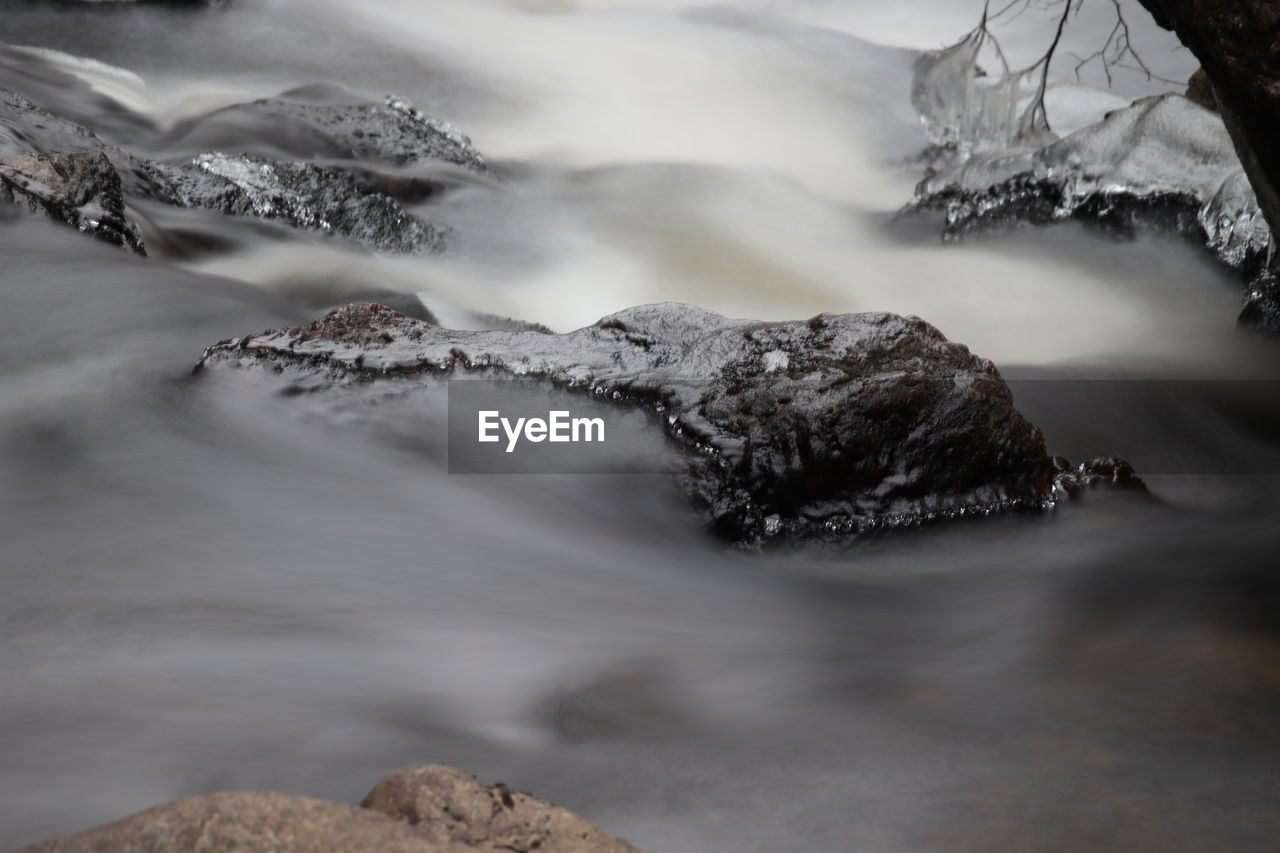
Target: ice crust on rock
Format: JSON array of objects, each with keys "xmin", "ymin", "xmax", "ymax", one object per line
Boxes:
[
  {"xmin": 2, "ymin": 82, "xmax": 475, "ymax": 255},
  {"xmin": 909, "ymin": 43, "xmax": 1274, "ymax": 277},
  {"xmin": 196, "ymin": 302, "xmax": 1070, "ymax": 546}
]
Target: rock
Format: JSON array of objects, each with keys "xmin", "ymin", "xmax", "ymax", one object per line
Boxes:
[
  {"xmin": 363, "ymin": 764, "xmax": 644, "ymax": 853},
  {"xmin": 0, "ymin": 151, "xmax": 144, "ymax": 253},
  {"xmin": 8, "ymin": 791, "xmax": 459, "ymax": 853},
  {"xmin": 1240, "ymin": 271, "xmax": 1280, "ymax": 335},
  {"xmin": 161, "ymin": 89, "xmax": 487, "ymax": 173},
  {"xmin": 907, "ymin": 91, "xmax": 1280, "ymax": 329},
  {"xmin": 1135, "ymin": 1, "xmax": 1280, "ymax": 330},
  {"xmin": 909, "ymin": 94, "xmax": 1242, "ymax": 248},
  {"xmin": 1186, "ymin": 67, "xmax": 1217, "ymax": 112},
  {"xmin": 1134, "ymin": 1, "xmax": 1280, "ymax": 256},
  {"xmin": 1050, "ymin": 456, "xmax": 1148, "ymax": 500},
  {"xmin": 144, "ymin": 152, "xmax": 451, "ymax": 254},
  {"xmin": 1, "ymin": 85, "xmax": 166, "ymax": 200},
  {"xmin": 3, "ymin": 83, "xmax": 468, "ymax": 254},
  {"xmin": 196, "ymin": 302, "xmax": 1073, "ymax": 545},
  {"xmin": 9, "ymin": 767, "xmax": 645, "ymax": 853}
]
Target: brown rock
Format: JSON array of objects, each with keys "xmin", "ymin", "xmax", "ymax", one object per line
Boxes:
[
  {"xmin": 363, "ymin": 764, "xmax": 646, "ymax": 853},
  {"xmin": 9, "ymin": 791, "xmax": 465, "ymax": 853},
  {"xmin": 1186, "ymin": 67, "xmax": 1217, "ymax": 112},
  {"xmin": 0, "ymin": 151, "xmax": 144, "ymax": 253}
]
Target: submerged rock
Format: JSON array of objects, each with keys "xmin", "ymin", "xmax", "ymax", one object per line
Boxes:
[
  {"xmin": 0, "ymin": 151, "xmax": 144, "ymax": 253},
  {"xmin": 196, "ymin": 302, "xmax": 1088, "ymax": 546},
  {"xmin": 363, "ymin": 765, "xmax": 643, "ymax": 853},
  {"xmin": 11, "ymin": 764, "xmax": 642, "ymax": 853}
]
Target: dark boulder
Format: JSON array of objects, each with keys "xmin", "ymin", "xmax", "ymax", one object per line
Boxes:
[
  {"xmin": 194, "ymin": 302, "xmax": 1123, "ymax": 546},
  {"xmin": 0, "ymin": 151, "xmax": 144, "ymax": 253}
]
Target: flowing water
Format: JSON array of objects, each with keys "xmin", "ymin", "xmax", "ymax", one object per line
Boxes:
[{"xmin": 3, "ymin": 1, "xmax": 1280, "ymax": 850}]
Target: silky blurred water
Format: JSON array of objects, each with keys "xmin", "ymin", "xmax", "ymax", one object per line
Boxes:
[{"xmin": 2, "ymin": 1, "xmax": 1280, "ymax": 851}]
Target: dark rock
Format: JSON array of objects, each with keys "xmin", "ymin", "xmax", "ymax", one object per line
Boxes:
[
  {"xmin": 0, "ymin": 151, "xmax": 144, "ymax": 253},
  {"xmin": 1186, "ymin": 67, "xmax": 1217, "ymax": 112},
  {"xmin": 196, "ymin": 302, "xmax": 1076, "ymax": 546},
  {"xmin": 1240, "ymin": 271, "xmax": 1280, "ymax": 335},
  {"xmin": 1051, "ymin": 456, "xmax": 1148, "ymax": 500},
  {"xmin": 913, "ymin": 173, "xmax": 1204, "ymax": 247},
  {"xmin": 363, "ymin": 764, "xmax": 645, "ymax": 853},
  {"xmin": 144, "ymin": 152, "xmax": 451, "ymax": 254},
  {"xmin": 1135, "ymin": 1, "xmax": 1280, "ymax": 264}
]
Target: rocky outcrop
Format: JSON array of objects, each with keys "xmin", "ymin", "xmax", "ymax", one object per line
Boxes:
[
  {"xmin": 909, "ymin": 95, "xmax": 1244, "ymax": 251},
  {"xmin": 1135, "ymin": 1, "xmax": 1280, "ymax": 256},
  {"xmin": 363, "ymin": 765, "xmax": 643, "ymax": 853},
  {"xmin": 2, "ymin": 83, "xmax": 474, "ymax": 254},
  {"xmin": 161, "ymin": 91, "xmax": 487, "ymax": 173},
  {"xmin": 906, "ymin": 91, "xmax": 1279, "ymax": 329},
  {"xmin": 9, "ymin": 764, "xmax": 643, "ymax": 853},
  {"xmin": 0, "ymin": 151, "xmax": 144, "ymax": 253},
  {"xmin": 194, "ymin": 302, "xmax": 1107, "ymax": 546},
  {"xmin": 144, "ymin": 152, "xmax": 451, "ymax": 254}
]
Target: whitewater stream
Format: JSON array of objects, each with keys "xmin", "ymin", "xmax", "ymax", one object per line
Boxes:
[{"xmin": 3, "ymin": 1, "xmax": 1280, "ymax": 850}]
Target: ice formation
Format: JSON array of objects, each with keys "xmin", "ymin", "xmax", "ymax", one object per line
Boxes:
[
  {"xmin": 908, "ymin": 35, "xmax": 1274, "ymax": 277},
  {"xmin": 911, "ymin": 31, "xmax": 1056, "ymax": 159}
]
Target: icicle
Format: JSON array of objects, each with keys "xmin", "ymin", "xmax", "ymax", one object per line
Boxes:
[{"xmin": 911, "ymin": 30, "xmax": 1057, "ymax": 158}]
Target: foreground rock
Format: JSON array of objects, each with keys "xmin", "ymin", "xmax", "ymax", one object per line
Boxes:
[
  {"xmin": 11, "ymin": 764, "xmax": 642, "ymax": 853},
  {"xmin": 0, "ymin": 151, "xmax": 144, "ymax": 253},
  {"xmin": 194, "ymin": 302, "xmax": 1123, "ymax": 546},
  {"xmin": 363, "ymin": 765, "xmax": 642, "ymax": 853},
  {"xmin": 12, "ymin": 792, "xmax": 445, "ymax": 853}
]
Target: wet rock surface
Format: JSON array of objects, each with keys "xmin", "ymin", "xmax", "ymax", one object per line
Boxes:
[
  {"xmin": 2, "ymin": 83, "xmax": 473, "ymax": 254},
  {"xmin": 363, "ymin": 765, "xmax": 644, "ymax": 853},
  {"xmin": 0, "ymin": 151, "xmax": 144, "ymax": 253},
  {"xmin": 144, "ymin": 152, "xmax": 451, "ymax": 254},
  {"xmin": 10, "ymin": 765, "xmax": 642, "ymax": 853},
  {"xmin": 162, "ymin": 90, "xmax": 487, "ymax": 172},
  {"xmin": 196, "ymin": 302, "xmax": 1073, "ymax": 545}
]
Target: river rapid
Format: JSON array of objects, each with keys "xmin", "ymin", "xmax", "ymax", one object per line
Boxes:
[{"xmin": 3, "ymin": 1, "xmax": 1280, "ymax": 850}]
